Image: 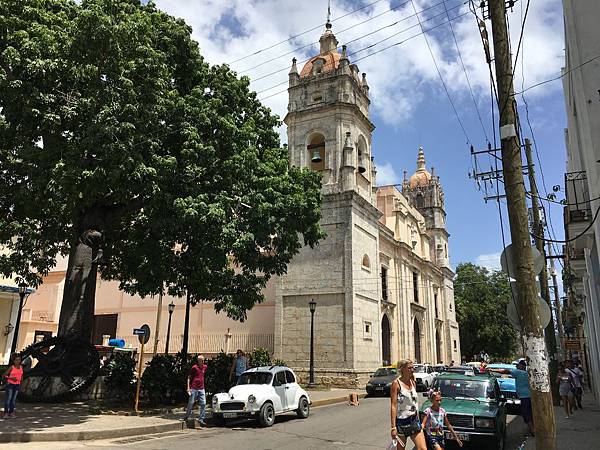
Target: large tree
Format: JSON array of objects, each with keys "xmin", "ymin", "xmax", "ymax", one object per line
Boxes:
[
  {"xmin": 454, "ymin": 263, "xmax": 518, "ymax": 360},
  {"xmin": 0, "ymin": 0, "xmax": 323, "ymax": 341}
]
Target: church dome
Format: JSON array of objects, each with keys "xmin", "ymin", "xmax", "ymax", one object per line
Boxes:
[
  {"xmin": 300, "ymin": 51, "xmax": 341, "ymax": 78},
  {"xmin": 408, "ymin": 147, "xmax": 432, "ymax": 188}
]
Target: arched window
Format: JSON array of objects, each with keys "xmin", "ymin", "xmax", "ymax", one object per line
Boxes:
[
  {"xmin": 356, "ymin": 135, "xmax": 369, "ymax": 176},
  {"xmin": 312, "ymin": 58, "xmax": 325, "ymax": 75},
  {"xmin": 416, "ymin": 193, "xmax": 424, "ymax": 208},
  {"xmin": 307, "ymin": 133, "xmax": 325, "ymax": 171},
  {"xmin": 361, "ymin": 254, "xmax": 370, "ymax": 269}
]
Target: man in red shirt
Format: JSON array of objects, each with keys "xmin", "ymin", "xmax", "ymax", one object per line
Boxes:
[{"xmin": 185, "ymin": 354, "xmax": 208, "ymax": 425}]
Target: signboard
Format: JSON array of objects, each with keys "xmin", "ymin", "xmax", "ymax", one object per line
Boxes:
[
  {"xmin": 565, "ymin": 340, "xmax": 581, "ymax": 351},
  {"xmin": 133, "ymin": 324, "xmax": 151, "ymax": 345}
]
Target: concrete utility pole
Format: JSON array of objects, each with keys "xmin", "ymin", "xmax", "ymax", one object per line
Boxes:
[
  {"xmin": 488, "ymin": 1, "xmax": 556, "ymax": 448},
  {"xmin": 524, "ymin": 138, "xmax": 559, "ymax": 405},
  {"xmin": 547, "ymin": 242, "xmax": 565, "ymax": 345}
]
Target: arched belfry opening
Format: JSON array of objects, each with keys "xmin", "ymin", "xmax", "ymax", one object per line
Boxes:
[
  {"xmin": 356, "ymin": 135, "xmax": 369, "ymax": 176},
  {"xmin": 307, "ymin": 133, "xmax": 325, "ymax": 171},
  {"xmin": 413, "ymin": 318, "xmax": 422, "ymax": 363},
  {"xmin": 381, "ymin": 314, "xmax": 391, "ymax": 365}
]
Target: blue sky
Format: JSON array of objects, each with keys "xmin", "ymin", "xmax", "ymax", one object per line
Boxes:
[{"xmin": 154, "ymin": 0, "xmax": 567, "ymax": 271}]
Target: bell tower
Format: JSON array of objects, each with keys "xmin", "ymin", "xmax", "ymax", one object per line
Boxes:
[
  {"xmin": 285, "ymin": 21, "xmax": 376, "ymax": 205},
  {"xmin": 402, "ymin": 147, "xmax": 450, "ymax": 268},
  {"xmin": 275, "ymin": 22, "xmax": 383, "ymax": 386}
]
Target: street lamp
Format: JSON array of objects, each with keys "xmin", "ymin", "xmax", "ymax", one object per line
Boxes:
[
  {"xmin": 165, "ymin": 301, "xmax": 175, "ymax": 355},
  {"xmin": 308, "ymin": 299, "xmax": 317, "ymax": 388},
  {"xmin": 10, "ymin": 283, "xmax": 28, "ymax": 355}
]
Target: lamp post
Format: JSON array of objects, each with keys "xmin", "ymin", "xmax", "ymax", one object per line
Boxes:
[
  {"xmin": 308, "ymin": 299, "xmax": 317, "ymax": 388},
  {"xmin": 165, "ymin": 301, "xmax": 175, "ymax": 355},
  {"xmin": 10, "ymin": 283, "xmax": 27, "ymax": 355}
]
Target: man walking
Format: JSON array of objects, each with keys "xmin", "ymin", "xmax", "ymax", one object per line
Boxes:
[
  {"xmin": 491, "ymin": 359, "xmax": 533, "ymax": 436},
  {"xmin": 185, "ymin": 355, "xmax": 208, "ymax": 426}
]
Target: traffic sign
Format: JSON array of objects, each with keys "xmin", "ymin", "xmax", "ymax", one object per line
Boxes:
[
  {"xmin": 134, "ymin": 324, "xmax": 151, "ymax": 345},
  {"xmin": 500, "ymin": 244, "xmax": 545, "ymax": 278},
  {"xmin": 506, "ymin": 296, "xmax": 551, "ymax": 331}
]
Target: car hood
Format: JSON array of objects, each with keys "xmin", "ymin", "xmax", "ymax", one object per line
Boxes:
[
  {"xmin": 421, "ymin": 399, "xmax": 499, "ymax": 418},
  {"xmin": 414, "ymin": 372, "xmax": 429, "ymax": 378},
  {"xmin": 226, "ymin": 384, "xmax": 273, "ymax": 400},
  {"xmin": 368, "ymin": 375, "xmax": 396, "ymax": 384}
]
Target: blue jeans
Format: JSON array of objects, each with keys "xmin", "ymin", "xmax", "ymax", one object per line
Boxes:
[
  {"xmin": 185, "ymin": 389, "xmax": 206, "ymax": 421},
  {"xmin": 4, "ymin": 384, "xmax": 19, "ymax": 415}
]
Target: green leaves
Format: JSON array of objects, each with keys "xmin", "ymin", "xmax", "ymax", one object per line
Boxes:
[
  {"xmin": 0, "ymin": 0, "xmax": 323, "ymax": 321},
  {"xmin": 454, "ymin": 263, "xmax": 518, "ymax": 360}
]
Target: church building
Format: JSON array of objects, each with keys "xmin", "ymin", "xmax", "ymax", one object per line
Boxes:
[{"xmin": 272, "ymin": 22, "xmax": 461, "ymax": 386}]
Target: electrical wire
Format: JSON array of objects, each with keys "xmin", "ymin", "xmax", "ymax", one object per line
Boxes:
[{"xmin": 531, "ymin": 206, "xmax": 600, "ymax": 244}]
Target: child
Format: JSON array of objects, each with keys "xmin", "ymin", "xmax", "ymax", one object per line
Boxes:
[
  {"xmin": 421, "ymin": 390, "xmax": 463, "ymax": 449},
  {"xmin": 2, "ymin": 354, "xmax": 23, "ymax": 419}
]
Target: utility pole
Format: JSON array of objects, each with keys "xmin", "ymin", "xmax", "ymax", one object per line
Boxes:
[
  {"xmin": 547, "ymin": 242, "xmax": 565, "ymax": 346},
  {"xmin": 488, "ymin": 1, "xmax": 556, "ymax": 448},
  {"xmin": 525, "ymin": 138, "xmax": 559, "ymax": 405}
]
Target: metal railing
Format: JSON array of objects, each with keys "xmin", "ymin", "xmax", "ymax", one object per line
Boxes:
[
  {"xmin": 20, "ymin": 309, "xmax": 55, "ymax": 322},
  {"xmin": 565, "ymin": 171, "xmax": 592, "ymax": 223},
  {"xmin": 121, "ymin": 332, "xmax": 274, "ymax": 355}
]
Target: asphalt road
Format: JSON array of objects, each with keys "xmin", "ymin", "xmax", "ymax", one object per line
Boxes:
[{"xmin": 5, "ymin": 397, "xmax": 530, "ymax": 450}]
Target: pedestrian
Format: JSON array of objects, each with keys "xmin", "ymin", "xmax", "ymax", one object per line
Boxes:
[
  {"xmin": 449, "ymin": 360, "xmax": 455, "ymax": 367},
  {"xmin": 421, "ymin": 389, "xmax": 463, "ymax": 449},
  {"xmin": 2, "ymin": 353, "xmax": 23, "ymax": 419},
  {"xmin": 566, "ymin": 360, "xmax": 583, "ymax": 409},
  {"xmin": 229, "ymin": 349, "xmax": 248, "ymax": 385},
  {"xmin": 557, "ymin": 362, "xmax": 575, "ymax": 419},
  {"xmin": 185, "ymin": 354, "xmax": 207, "ymax": 426},
  {"xmin": 390, "ymin": 359, "xmax": 427, "ymax": 450},
  {"xmin": 489, "ymin": 359, "xmax": 534, "ymax": 436}
]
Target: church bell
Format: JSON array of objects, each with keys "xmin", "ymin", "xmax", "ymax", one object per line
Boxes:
[
  {"xmin": 358, "ymin": 154, "xmax": 366, "ymax": 173},
  {"xmin": 311, "ymin": 148, "xmax": 322, "ymax": 163}
]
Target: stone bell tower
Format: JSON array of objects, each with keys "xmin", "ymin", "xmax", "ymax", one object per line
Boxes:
[{"xmin": 274, "ymin": 21, "xmax": 383, "ymax": 386}]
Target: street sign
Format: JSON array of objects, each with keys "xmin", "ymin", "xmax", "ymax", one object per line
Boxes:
[
  {"xmin": 134, "ymin": 324, "xmax": 151, "ymax": 345},
  {"xmin": 506, "ymin": 296, "xmax": 552, "ymax": 331},
  {"xmin": 500, "ymin": 244, "xmax": 545, "ymax": 277},
  {"xmin": 565, "ymin": 340, "xmax": 581, "ymax": 351}
]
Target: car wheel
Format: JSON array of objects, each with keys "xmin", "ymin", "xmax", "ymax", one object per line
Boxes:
[
  {"xmin": 258, "ymin": 402, "xmax": 275, "ymax": 427},
  {"xmin": 213, "ymin": 414, "xmax": 226, "ymax": 427},
  {"xmin": 486, "ymin": 430, "xmax": 505, "ymax": 450},
  {"xmin": 296, "ymin": 396, "xmax": 310, "ymax": 419}
]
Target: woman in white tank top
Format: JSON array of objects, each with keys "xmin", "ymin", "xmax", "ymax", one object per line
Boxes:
[{"xmin": 390, "ymin": 359, "xmax": 427, "ymax": 450}]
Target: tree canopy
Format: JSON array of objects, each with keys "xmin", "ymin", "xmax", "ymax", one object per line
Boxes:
[
  {"xmin": 0, "ymin": 0, "xmax": 324, "ymax": 328},
  {"xmin": 454, "ymin": 263, "xmax": 519, "ymax": 360}
]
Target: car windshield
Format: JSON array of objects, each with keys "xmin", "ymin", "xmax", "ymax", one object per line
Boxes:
[
  {"xmin": 237, "ymin": 372, "xmax": 272, "ymax": 385},
  {"xmin": 435, "ymin": 379, "xmax": 496, "ymax": 400},
  {"xmin": 373, "ymin": 368, "xmax": 398, "ymax": 377},
  {"xmin": 414, "ymin": 365, "xmax": 425, "ymax": 373}
]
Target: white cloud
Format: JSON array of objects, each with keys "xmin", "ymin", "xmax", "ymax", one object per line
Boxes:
[
  {"xmin": 475, "ymin": 252, "xmax": 502, "ymax": 271},
  {"xmin": 376, "ymin": 161, "xmax": 402, "ymax": 186},
  {"xmin": 154, "ymin": 0, "xmax": 564, "ymax": 127}
]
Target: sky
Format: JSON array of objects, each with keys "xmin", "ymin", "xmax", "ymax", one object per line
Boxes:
[{"xmin": 152, "ymin": 0, "xmax": 568, "ymax": 274}]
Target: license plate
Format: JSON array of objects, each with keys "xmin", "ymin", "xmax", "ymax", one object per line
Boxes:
[
  {"xmin": 445, "ymin": 432, "xmax": 470, "ymax": 441},
  {"xmin": 375, "ymin": 387, "xmax": 385, "ymax": 391},
  {"xmin": 223, "ymin": 412, "xmax": 238, "ymax": 418}
]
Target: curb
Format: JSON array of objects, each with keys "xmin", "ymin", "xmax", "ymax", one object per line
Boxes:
[
  {"xmin": 0, "ymin": 421, "xmax": 185, "ymax": 443},
  {"xmin": 310, "ymin": 393, "xmax": 368, "ymax": 407}
]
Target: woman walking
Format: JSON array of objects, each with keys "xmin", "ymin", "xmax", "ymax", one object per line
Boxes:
[
  {"xmin": 2, "ymin": 354, "xmax": 23, "ymax": 419},
  {"xmin": 390, "ymin": 359, "xmax": 427, "ymax": 450},
  {"xmin": 557, "ymin": 363, "xmax": 575, "ymax": 419}
]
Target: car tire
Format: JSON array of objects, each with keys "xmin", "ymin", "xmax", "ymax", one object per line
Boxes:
[
  {"xmin": 296, "ymin": 396, "xmax": 310, "ymax": 419},
  {"xmin": 258, "ymin": 402, "xmax": 275, "ymax": 427},
  {"xmin": 213, "ymin": 414, "xmax": 226, "ymax": 427},
  {"xmin": 486, "ymin": 429, "xmax": 505, "ymax": 450}
]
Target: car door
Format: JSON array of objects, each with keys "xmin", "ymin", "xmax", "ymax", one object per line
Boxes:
[
  {"xmin": 284, "ymin": 370, "xmax": 299, "ymax": 410},
  {"xmin": 272, "ymin": 370, "xmax": 287, "ymax": 411}
]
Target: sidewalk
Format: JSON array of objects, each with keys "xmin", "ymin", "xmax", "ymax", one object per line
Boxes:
[
  {"xmin": 523, "ymin": 396, "xmax": 600, "ymax": 449},
  {"xmin": 0, "ymin": 388, "xmax": 365, "ymax": 443}
]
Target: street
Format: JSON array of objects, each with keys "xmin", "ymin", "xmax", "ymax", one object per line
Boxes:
[{"xmin": 6, "ymin": 397, "xmax": 529, "ymax": 450}]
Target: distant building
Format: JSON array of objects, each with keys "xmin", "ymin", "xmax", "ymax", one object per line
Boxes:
[{"xmin": 562, "ymin": 0, "xmax": 600, "ymax": 405}]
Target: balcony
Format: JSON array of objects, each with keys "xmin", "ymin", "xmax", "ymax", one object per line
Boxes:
[{"xmin": 564, "ymin": 171, "xmax": 594, "ymax": 248}]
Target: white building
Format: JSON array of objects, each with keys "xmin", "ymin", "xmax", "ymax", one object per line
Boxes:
[{"xmin": 562, "ymin": 0, "xmax": 600, "ymax": 405}]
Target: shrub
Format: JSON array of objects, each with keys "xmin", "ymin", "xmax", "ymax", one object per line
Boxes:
[
  {"xmin": 205, "ymin": 351, "xmax": 234, "ymax": 397},
  {"xmin": 272, "ymin": 358, "xmax": 287, "ymax": 367},
  {"xmin": 141, "ymin": 354, "xmax": 178, "ymax": 404},
  {"xmin": 249, "ymin": 347, "xmax": 271, "ymax": 368},
  {"xmin": 104, "ymin": 352, "xmax": 136, "ymax": 401}
]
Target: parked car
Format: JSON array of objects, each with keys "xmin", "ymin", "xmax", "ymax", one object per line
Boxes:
[
  {"xmin": 444, "ymin": 365, "xmax": 476, "ymax": 376},
  {"xmin": 414, "ymin": 364, "xmax": 435, "ymax": 391},
  {"xmin": 431, "ymin": 364, "xmax": 447, "ymax": 376},
  {"xmin": 366, "ymin": 366, "xmax": 398, "ymax": 396},
  {"xmin": 486, "ymin": 363, "xmax": 520, "ymax": 414},
  {"xmin": 212, "ymin": 366, "xmax": 310, "ymax": 427},
  {"xmin": 420, "ymin": 372, "xmax": 507, "ymax": 450}
]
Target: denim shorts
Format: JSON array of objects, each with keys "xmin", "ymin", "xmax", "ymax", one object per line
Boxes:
[
  {"xmin": 427, "ymin": 434, "xmax": 445, "ymax": 448},
  {"xmin": 396, "ymin": 414, "xmax": 422, "ymax": 437}
]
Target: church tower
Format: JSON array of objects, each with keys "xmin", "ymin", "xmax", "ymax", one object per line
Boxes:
[
  {"xmin": 402, "ymin": 147, "xmax": 450, "ymax": 268},
  {"xmin": 274, "ymin": 21, "xmax": 382, "ymax": 386}
]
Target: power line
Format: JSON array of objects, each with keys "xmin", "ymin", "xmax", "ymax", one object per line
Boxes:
[
  {"xmin": 442, "ymin": 0, "xmax": 489, "ymax": 142},
  {"xmin": 409, "ymin": 0, "xmax": 471, "ymax": 144}
]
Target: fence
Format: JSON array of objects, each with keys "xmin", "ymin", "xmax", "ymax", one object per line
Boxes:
[
  {"xmin": 21, "ymin": 309, "xmax": 55, "ymax": 322},
  {"xmin": 121, "ymin": 332, "xmax": 274, "ymax": 355}
]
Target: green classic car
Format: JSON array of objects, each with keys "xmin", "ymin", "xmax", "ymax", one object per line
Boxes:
[{"xmin": 419, "ymin": 372, "xmax": 507, "ymax": 450}]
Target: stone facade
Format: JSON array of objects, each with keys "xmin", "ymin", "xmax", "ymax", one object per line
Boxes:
[{"xmin": 272, "ymin": 23, "xmax": 461, "ymax": 386}]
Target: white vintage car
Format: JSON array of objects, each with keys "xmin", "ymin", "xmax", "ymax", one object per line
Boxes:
[
  {"xmin": 212, "ymin": 366, "xmax": 311, "ymax": 427},
  {"xmin": 414, "ymin": 364, "xmax": 436, "ymax": 391}
]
